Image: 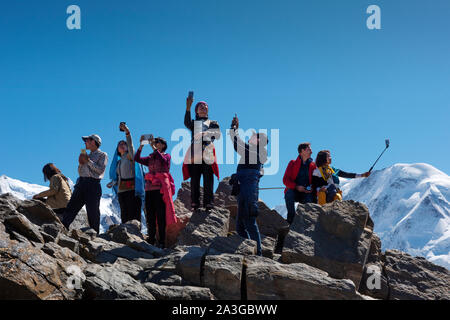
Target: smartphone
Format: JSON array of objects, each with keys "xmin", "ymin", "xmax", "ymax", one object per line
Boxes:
[
  {"xmin": 188, "ymin": 91, "xmax": 194, "ymax": 99},
  {"xmin": 119, "ymin": 122, "xmax": 126, "ymax": 132},
  {"xmin": 142, "ymin": 134, "xmax": 153, "ymax": 141}
]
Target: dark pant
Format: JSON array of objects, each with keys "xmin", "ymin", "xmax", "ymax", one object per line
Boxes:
[
  {"xmin": 145, "ymin": 190, "xmax": 166, "ymax": 247},
  {"xmin": 118, "ymin": 190, "xmax": 142, "ymax": 224},
  {"xmin": 236, "ymin": 169, "xmax": 262, "ymax": 256},
  {"xmin": 62, "ymin": 177, "xmax": 102, "ymax": 233},
  {"xmin": 284, "ymin": 188, "xmax": 315, "ymax": 224},
  {"xmin": 188, "ymin": 163, "xmax": 214, "ymax": 208}
]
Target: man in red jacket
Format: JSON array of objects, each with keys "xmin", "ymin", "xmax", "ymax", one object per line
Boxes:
[{"xmin": 283, "ymin": 142, "xmax": 317, "ymax": 224}]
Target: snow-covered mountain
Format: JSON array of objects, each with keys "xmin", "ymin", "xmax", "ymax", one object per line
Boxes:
[
  {"xmin": 0, "ymin": 175, "xmax": 125, "ymax": 233},
  {"xmin": 274, "ymin": 163, "xmax": 450, "ymax": 269}
]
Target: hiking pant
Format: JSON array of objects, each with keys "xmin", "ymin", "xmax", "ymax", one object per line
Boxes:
[
  {"xmin": 284, "ymin": 188, "xmax": 315, "ymax": 225},
  {"xmin": 62, "ymin": 177, "xmax": 102, "ymax": 233},
  {"xmin": 188, "ymin": 163, "xmax": 214, "ymax": 208},
  {"xmin": 145, "ymin": 190, "xmax": 166, "ymax": 247},
  {"xmin": 236, "ymin": 169, "xmax": 262, "ymax": 256},
  {"xmin": 118, "ymin": 190, "xmax": 142, "ymax": 224}
]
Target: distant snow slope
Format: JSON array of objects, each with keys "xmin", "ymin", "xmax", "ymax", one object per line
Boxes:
[
  {"xmin": 273, "ymin": 163, "xmax": 450, "ymax": 269},
  {"xmin": 0, "ymin": 175, "xmax": 146, "ymax": 234}
]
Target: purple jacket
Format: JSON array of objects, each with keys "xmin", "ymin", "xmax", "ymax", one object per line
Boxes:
[{"xmin": 134, "ymin": 148, "xmax": 171, "ymax": 191}]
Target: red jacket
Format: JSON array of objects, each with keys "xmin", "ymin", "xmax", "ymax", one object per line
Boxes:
[{"xmin": 283, "ymin": 157, "xmax": 317, "ymax": 193}]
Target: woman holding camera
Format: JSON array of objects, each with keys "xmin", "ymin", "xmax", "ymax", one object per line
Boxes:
[
  {"xmin": 108, "ymin": 123, "xmax": 144, "ymax": 225},
  {"xmin": 182, "ymin": 94, "xmax": 221, "ymax": 211},
  {"xmin": 135, "ymin": 135, "xmax": 176, "ymax": 248}
]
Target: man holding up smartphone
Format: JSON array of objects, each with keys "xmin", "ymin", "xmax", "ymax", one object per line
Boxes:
[{"xmin": 62, "ymin": 134, "xmax": 108, "ymax": 234}]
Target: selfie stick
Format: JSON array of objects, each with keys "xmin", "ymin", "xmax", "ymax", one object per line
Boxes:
[{"xmin": 369, "ymin": 139, "xmax": 390, "ymax": 172}]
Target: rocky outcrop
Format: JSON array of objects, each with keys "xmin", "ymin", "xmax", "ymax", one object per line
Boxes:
[
  {"xmin": 245, "ymin": 255, "xmax": 367, "ymax": 300},
  {"xmin": 0, "ymin": 190, "xmax": 449, "ymax": 301},
  {"xmin": 382, "ymin": 250, "xmax": 450, "ymax": 300},
  {"xmin": 177, "ymin": 207, "xmax": 230, "ymax": 247},
  {"xmin": 281, "ymin": 201, "xmax": 373, "ymax": 289}
]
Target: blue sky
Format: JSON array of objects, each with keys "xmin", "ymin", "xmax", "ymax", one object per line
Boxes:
[{"xmin": 1, "ymin": 0, "xmax": 449, "ymax": 208}]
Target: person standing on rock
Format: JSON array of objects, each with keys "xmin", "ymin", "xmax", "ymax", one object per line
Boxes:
[
  {"xmin": 33, "ymin": 163, "xmax": 72, "ymax": 218},
  {"xmin": 312, "ymin": 150, "xmax": 371, "ymax": 205},
  {"xmin": 182, "ymin": 94, "xmax": 220, "ymax": 211},
  {"xmin": 135, "ymin": 135, "xmax": 177, "ymax": 248},
  {"xmin": 229, "ymin": 115, "xmax": 268, "ymax": 256},
  {"xmin": 107, "ymin": 123, "xmax": 145, "ymax": 225},
  {"xmin": 62, "ymin": 134, "xmax": 108, "ymax": 234},
  {"xmin": 283, "ymin": 142, "xmax": 317, "ymax": 224}
]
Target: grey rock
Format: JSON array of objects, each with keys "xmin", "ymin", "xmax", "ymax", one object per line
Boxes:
[
  {"xmin": 144, "ymin": 282, "xmax": 215, "ymax": 300},
  {"xmin": 177, "ymin": 207, "xmax": 230, "ymax": 247},
  {"xmin": 245, "ymin": 255, "xmax": 366, "ymax": 300},
  {"xmin": 83, "ymin": 264, "xmax": 154, "ymax": 300},
  {"xmin": 56, "ymin": 234, "xmax": 80, "ymax": 254},
  {"xmin": 281, "ymin": 201, "xmax": 373, "ymax": 288},
  {"xmin": 174, "ymin": 246, "xmax": 207, "ymax": 286},
  {"xmin": 4, "ymin": 213, "xmax": 44, "ymax": 244},
  {"xmin": 208, "ymin": 233, "xmax": 257, "ymax": 256},
  {"xmin": 383, "ymin": 250, "xmax": 450, "ymax": 300},
  {"xmin": 203, "ymin": 254, "xmax": 243, "ymax": 300}
]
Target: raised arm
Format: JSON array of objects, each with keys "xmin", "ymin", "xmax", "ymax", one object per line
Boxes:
[{"xmin": 184, "ymin": 97, "xmax": 193, "ymax": 130}]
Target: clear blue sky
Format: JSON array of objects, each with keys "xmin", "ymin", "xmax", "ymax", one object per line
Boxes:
[{"xmin": 1, "ymin": 0, "xmax": 449, "ymax": 208}]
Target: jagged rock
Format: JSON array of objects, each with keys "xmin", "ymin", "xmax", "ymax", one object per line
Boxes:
[
  {"xmin": 174, "ymin": 246, "xmax": 206, "ymax": 286},
  {"xmin": 110, "ymin": 257, "xmax": 144, "ymax": 280},
  {"xmin": 177, "ymin": 207, "xmax": 230, "ymax": 247},
  {"xmin": 0, "ymin": 233, "xmax": 85, "ymax": 300},
  {"xmin": 203, "ymin": 254, "xmax": 243, "ymax": 300},
  {"xmin": 383, "ymin": 250, "xmax": 450, "ymax": 300},
  {"xmin": 255, "ymin": 201, "xmax": 290, "ymax": 238},
  {"xmin": 144, "ymin": 282, "xmax": 215, "ymax": 300},
  {"xmin": 142, "ymin": 270, "xmax": 185, "ymax": 286},
  {"xmin": 261, "ymin": 235, "xmax": 276, "ymax": 259},
  {"xmin": 82, "ymin": 264, "xmax": 154, "ymax": 300},
  {"xmin": 359, "ymin": 262, "xmax": 389, "ymax": 300},
  {"xmin": 208, "ymin": 233, "xmax": 257, "ymax": 256},
  {"xmin": 367, "ymin": 233, "xmax": 382, "ymax": 264},
  {"xmin": 56, "ymin": 234, "xmax": 80, "ymax": 254},
  {"xmin": 79, "ymin": 237, "xmax": 153, "ymax": 264},
  {"xmin": 126, "ymin": 239, "xmax": 165, "ymax": 257},
  {"xmin": 245, "ymin": 255, "xmax": 366, "ymax": 300},
  {"xmin": 105, "ymin": 221, "xmax": 144, "ymax": 244},
  {"xmin": 281, "ymin": 201, "xmax": 373, "ymax": 288},
  {"xmin": 42, "ymin": 223, "xmax": 65, "ymax": 240},
  {"xmin": 4, "ymin": 213, "xmax": 44, "ymax": 244}
]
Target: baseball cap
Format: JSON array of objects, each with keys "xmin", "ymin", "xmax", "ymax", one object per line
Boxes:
[{"xmin": 82, "ymin": 134, "xmax": 102, "ymax": 146}]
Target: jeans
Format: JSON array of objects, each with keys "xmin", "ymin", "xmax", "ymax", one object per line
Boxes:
[
  {"xmin": 63, "ymin": 177, "xmax": 102, "ymax": 233},
  {"xmin": 236, "ymin": 169, "xmax": 262, "ymax": 256},
  {"xmin": 284, "ymin": 188, "xmax": 315, "ymax": 224}
]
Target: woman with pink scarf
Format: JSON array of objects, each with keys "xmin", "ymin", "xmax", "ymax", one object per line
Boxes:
[{"xmin": 135, "ymin": 136, "xmax": 177, "ymax": 248}]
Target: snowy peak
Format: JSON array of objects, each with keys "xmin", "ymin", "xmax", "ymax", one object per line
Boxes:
[{"xmin": 340, "ymin": 163, "xmax": 450, "ymax": 269}]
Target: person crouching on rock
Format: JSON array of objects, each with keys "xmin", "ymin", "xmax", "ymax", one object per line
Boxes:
[
  {"xmin": 229, "ymin": 115, "xmax": 268, "ymax": 256},
  {"xmin": 283, "ymin": 142, "xmax": 317, "ymax": 225},
  {"xmin": 33, "ymin": 163, "xmax": 72, "ymax": 220},
  {"xmin": 182, "ymin": 95, "xmax": 220, "ymax": 211},
  {"xmin": 62, "ymin": 134, "xmax": 108, "ymax": 234},
  {"xmin": 135, "ymin": 135, "xmax": 177, "ymax": 248},
  {"xmin": 107, "ymin": 123, "xmax": 145, "ymax": 225},
  {"xmin": 312, "ymin": 150, "xmax": 371, "ymax": 205}
]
